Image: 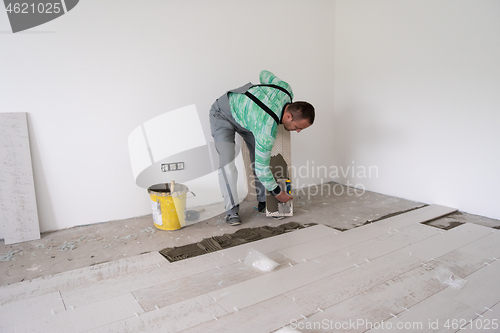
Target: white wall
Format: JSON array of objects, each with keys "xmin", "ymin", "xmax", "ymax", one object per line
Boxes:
[
  {"xmin": 333, "ymin": 0, "xmax": 500, "ymax": 219},
  {"xmin": 0, "ymin": 0, "xmax": 335, "ymax": 233}
]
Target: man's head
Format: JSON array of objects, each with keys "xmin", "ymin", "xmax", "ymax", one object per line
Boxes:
[{"xmin": 282, "ymin": 101, "xmax": 315, "ymax": 133}]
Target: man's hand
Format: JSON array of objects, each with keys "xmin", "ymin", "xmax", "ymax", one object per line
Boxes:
[{"xmin": 275, "ymin": 191, "xmax": 293, "ymax": 203}]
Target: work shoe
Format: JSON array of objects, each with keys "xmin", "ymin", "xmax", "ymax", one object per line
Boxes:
[
  {"xmin": 257, "ymin": 202, "xmax": 266, "ymax": 213},
  {"xmin": 226, "ymin": 213, "xmax": 241, "ymax": 226}
]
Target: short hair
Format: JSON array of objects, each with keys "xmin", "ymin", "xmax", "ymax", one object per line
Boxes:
[{"xmin": 288, "ymin": 101, "xmax": 315, "ymax": 124}]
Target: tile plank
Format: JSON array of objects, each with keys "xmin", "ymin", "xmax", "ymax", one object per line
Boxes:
[
  {"xmin": 3, "ymin": 293, "xmax": 144, "ymax": 333},
  {"xmin": 343, "ymin": 223, "xmax": 442, "ymax": 262},
  {"xmin": 62, "ymin": 252, "xmax": 232, "ymax": 308},
  {"xmin": 375, "ymin": 204, "xmax": 457, "ymax": 229},
  {"xmin": 277, "ymin": 223, "xmax": 389, "ymax": 262},
  {"xmin": 206, "ymin": 248, "xmax": 364, "ymax": 314},
  {"xmin": 133, "ymin": 252, "xmax": 296, "ymax": 312},
  {"xmin": 284, "ymin": 251, "xmax": 422, "ymax": 312},
  {"xmin": 0, "ymin": 291, "xmax": 66, "ymax": 328},
  {"xmin": 0, "ymin": 112, "xmax": 40, "ymax": 245},
  {"xmin": 362, "ymin": 248, "xmax": 490, "ymax": 314},
  {"xmin": 439, "ymin": 260, "xmax": 500, "ymax": 310},
  {"xmin": 371, "ymin": 294, "xmax": 479, "ymax": 333},
  {"xmin": 458, "ymin": 301, "xmax": 500, "ymax": 333},
  {"xmin": 404, "ymin": 223, "xmax": 493, "ymax": 261},
  {"xmin": 457, "ymin": 231, "xmax": 500, "ymax": 260},
  {"xmin": 218, "ymin": 225, "xmax": 340, "ymax": 263},
  {"xmin": 362, "ymin": 265, "xmax": 443, "ymax": 314},
  {"xmin": 179, "ymin": 295, "xmax": 312, "ymax": 333},
  {"xmin": 83, "ymin": 295, "xmax": 227, "ymax": 333},
  {"xmin": 0, "ymin": 252, "xmax": 166, "ymax": 305},
  {"xmin": 282, "ymin": 295, "xmax": 394, "ymax": 333}
]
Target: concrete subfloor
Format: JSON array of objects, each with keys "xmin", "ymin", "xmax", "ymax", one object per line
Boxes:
[{"xmin": 1, "ymin": 183, "xmax": 499, "ymax": 287}]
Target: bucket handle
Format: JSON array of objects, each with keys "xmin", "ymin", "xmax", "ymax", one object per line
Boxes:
[{"xmin": 187, "ymin": 191, "xmax": 196, "ymax": 198}]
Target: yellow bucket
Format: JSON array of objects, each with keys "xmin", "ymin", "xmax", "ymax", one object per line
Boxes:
[{"xmin": 148, "ymin": 183, "xmax": 192, "ymax": 231}]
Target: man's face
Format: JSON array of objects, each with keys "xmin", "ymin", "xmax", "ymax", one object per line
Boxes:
[{"xmin": 282, "ymin": 110, "xmax": 311, "ymax": 133}]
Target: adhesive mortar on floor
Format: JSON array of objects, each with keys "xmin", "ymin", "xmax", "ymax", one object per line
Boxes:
[{"xmin": 159, "ymin": 222, "xmax": 315, "ymax": 262}]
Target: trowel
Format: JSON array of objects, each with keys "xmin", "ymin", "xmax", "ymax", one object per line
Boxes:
[{"xmin": 277, "ymin": 179, "xmax": 292, "ymax": 214}]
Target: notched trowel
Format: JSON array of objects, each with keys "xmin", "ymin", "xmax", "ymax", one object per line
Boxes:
[
  {"xmin": 277, "ymin": 179, "xmax": 292, "ymax": 214},
  {"xmin": 266, "ymin": 178, "xmax": 293, "ymax": 217},
  {"xmin": 266, "ymin": 153, "xmax": 293, "ymax": 217}
]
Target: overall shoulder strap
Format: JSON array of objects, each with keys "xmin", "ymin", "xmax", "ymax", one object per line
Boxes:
[
  {"xmin": 244, "ymin": 91, "xmax": 280, "ymax": 124},
  {"xmin": 253, "ymin": 84, "xmax": 293, "ymax": 102},
  {"xmin": 243, "ymin": 84, "xmax": 292, "ymax": 124}
]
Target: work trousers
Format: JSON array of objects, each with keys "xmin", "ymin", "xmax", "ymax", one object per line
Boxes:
[{"xmin": 209, "ymin": 94, "xmax": 266, "ymax": 215}]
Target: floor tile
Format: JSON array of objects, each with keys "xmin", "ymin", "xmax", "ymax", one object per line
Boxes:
[
  {"xmin": 3, "ymin": 293, "xmax": 144, "ymax": 333},
  {"xmin": 62, "ymin": 252, "xmax": 231, "ymax": 308},
  {"xmin": 0, "ymin": 291, "xmax": 65, "ymax": 328},
  {"xmin": 284, "ymin": 251, "xmax": 422, "ymax": 312},
  {"xmin": 404, "ymin": 223, "xmax": 493, "ymax": 261},
  {"xmin": 0, "ymin": 252, "xmax": 165, "ymax": 306},
  {"xmin": 277, "ymin": 223, "xmax": 388, "ymax": 262},
  {"xmin": 372, "ymin": 294, "xmax": 479, "ymax": 333},
  {"xmin": 457, "ymin": 301, "xmax": 500, "ymax": 333},
  {"xmin": 179, "ymin": 295, "xmax": 311, "ymax": 333},
  {"xmin": 282, "ymin": 294, "xmax": 394, "ymax": 333},
  {"xmin": 439, "ymin": 260, "xmax": 500, "ymax": 310},
  {"xmin": 375, "ymin": 204, "xmax": 457, "ymax": 229},
  {"xmin": 83, "ymin": 295, "xmax": 227, "ymax": 333},
  {"xmin": 218, "ymin": 225, "xmax": 339, "ymax": 263}
]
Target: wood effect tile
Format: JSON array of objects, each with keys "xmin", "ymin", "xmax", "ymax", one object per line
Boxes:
[
  {"xmin": 282, "ymin": 294, "xmax": 394, "ymax": 333},
  {"xmin": 433, "ymin": 249, "xmax": 492, "ymax": 278},
  {"xmin": 61, "ymin": 252, "xmax": 231, "ymax": 308},
  {"xmin": 375, "ymin": 204, "xmax": 457, "ymax": 229},
  {"xmin": 0, "ymin": 252, "xmax": 165, "ymax": 306},
  {"xmin": 362, "ymin": 265, "xmax": 444, "ymax": 314},
  {"xmin": 218, "ymin": 225, "xmax": 339, "ymax": 263},
  {"xmin": 404, "ymin": 223, "xmax": 493, "ymax": 261},
  {"xmin": 457, "ymin": 301, "xmax": 500, "ymax": 333},
  {"xmin": 0, "ymin": 291, "xmax": 65, "ymax": 328},
  {"xmin": 343, "ymin": 223, "xmax": 442, "ymax": 262},
  {"xmin": 133, "ymin": 253, "xmax": 297, "ymax": 312},
  {"xmin": 362, "ymin": 246, "xmax": 492, "ymax": 314},
  {"xmin": 3, "ymin": 293, "xmax": 144, "ymax": 333},
  {"xmin": 284, "ymin": 251, "xmax": 422, "ymax": 312},
  {"xmin": 83, "ymin": 295, "xmax": 227, "ymax": 333},
  {"xmin": 179, "ymin": 295, "xmax": 312, "ymax": 333},
  {"xmin": 371, "ymin": 294, "xmax": 479, "ymax": 333},
  {"xmin": 457, "ymin": 231, "xmax": 500, "ymax": 260},
  {"xmin": 439, "ymin": 260, "xmax": 500, "ymax": 310},
  {"xmin": 0, "ymin": 112, "xmax": 40, "ymax": 245},
  {"xmin": 206, "ymin": 248, "xmax": 367, "ymax": 314},
  {"xmin": 277, "ymin": 223, "xmax": 388, "ymax": 262}
]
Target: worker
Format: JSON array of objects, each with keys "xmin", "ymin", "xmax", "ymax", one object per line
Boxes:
[{"xmin": 209, "ymin": 70, "xmax": 315, "ymax": 225}]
